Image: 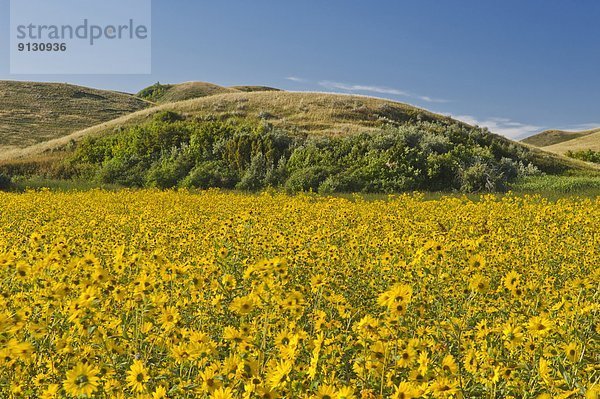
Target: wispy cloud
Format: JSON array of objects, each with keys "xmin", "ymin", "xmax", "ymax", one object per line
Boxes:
[
  {"xmin": 291, "ymin": 78, "xmax": 543, "ymax": 139},
  {"xmin": 285, "ymin": 76, "xmax": 306, "ymax": 82},
  {"xmin": 318, "ymin": 81, "xmax": 410, "ymax": 96},
  {"xmin": 417, "ymin": 95, "xmax": 449, "ymax": 104},
  {"xmin": 555, "ymin": 123, "xmax": 600, "ymax": 132},
  {"xmin": 452, "ymin": 115, "xmax": 542, "ymax": 139},
  {"xmin": 285, "ymin": 75, "xmax": 598, "ymax": 141},
  {"xmin": 317, "ymin": 80, "xmax": 448, "ymax": 103}
]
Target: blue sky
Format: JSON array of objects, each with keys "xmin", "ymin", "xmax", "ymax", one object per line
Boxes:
[{"xmin": 1, "ymin": 0, "xmax": 599, "ymax": 139}]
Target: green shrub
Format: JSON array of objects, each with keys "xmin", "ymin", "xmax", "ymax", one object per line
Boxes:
[
  {"xmin": 285, "ymin": 166, "xmax": 334, "ymax": 193},
  {"xmin": 137, "ymin": 82, "xmax": 173, "ymax": 102},
  {"xmin": 565, "ymin": 149, "xmax": 600, "ymax": 164},
  {"xmin": 458, "ymin": 161, "xmax": 504, "ymax": 192},
  {"xmin": 237, "ymin": 153, "xmax": 268, "ymax": 191},
  {"xmin": 154, "ymin": 111, "xmax": 184, "ymax": 123},
  {"xmin": 0, "ymin": 172, "xmax": 12, "ymax": 190},
  {"xmin": 97, "ymin": 156, "xmax": 146, "ymax": 187},
  {"xmin": 181, "ymin": 161, "xmax": 237, "ymax": 189},
  {"xmin": 146, "ymin": 161, "xmax": 186, "ymax": 189}
]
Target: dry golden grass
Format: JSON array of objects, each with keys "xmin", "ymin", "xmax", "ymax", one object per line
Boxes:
[
  {"xmin": 0, "ymin": 91, "xmax": 454, "ymax": 161},
  {"xmin": 163, "ymin": 90, "xmax": 455, "ymax": 133},
  {"xmin": 542, "ymin": 129, "xmax": 600, "ymax": 154},
  {"xmin": 522, "ymin": 128, "xmax": 599, "ymax": 148},
  {"xmin": 0, "ymin": 81, "xmax": 149, "ymax": 153}
]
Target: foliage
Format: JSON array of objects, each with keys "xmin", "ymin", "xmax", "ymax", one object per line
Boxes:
[
  {"xmin": 565, "ymin": 149, "xmax": 600, "ymax": 164},
  {"xmin": 0, "ymin": 190, "xmax": 597, "ymax": 398},
  {"xmin": 512, "ymin": 174, "xmax": 600, "ymax": 195},
  {"xmin": 0, "ymin": 172, "xmax": 11, "ymax": 190},
  {"xmin": 63, "ymin": 117, "xmax": 547, "ymax": 193},
  {"xmin": 136, "ymin": 82, "xmax": 174, "ymax": 102}
]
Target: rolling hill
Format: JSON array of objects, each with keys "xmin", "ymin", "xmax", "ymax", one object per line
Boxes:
[
  {"xmin": 1, "ymin": 90, "xmax": 461, "ymax": 161},
  {"xmin": 542, "ymin": 129, "xmax": 600, "ymax": 154},
  {"xmin": 0, "ymin": 81, "xmax": 149, "ymax": 153},
  {"xmin": 137, "ymin": 82, "xmax": 239, "ymax": 104},
  {"xmin": 136, "ymin": 81, "xmax": 281, "ymax": 104},
  {"xmin": 522, "ymin": 127, "xmax": 600, "ymax": 148}
]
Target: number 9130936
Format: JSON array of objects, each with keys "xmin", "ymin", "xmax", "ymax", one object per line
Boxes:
[{"xmin": 18, "ymin": 43, "xmax": 67, "ymax": 52}]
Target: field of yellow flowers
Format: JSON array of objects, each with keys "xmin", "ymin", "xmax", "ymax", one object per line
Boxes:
[{"xmin": 0, "ymin": 190, "xmax": 598, "ymax": 399}]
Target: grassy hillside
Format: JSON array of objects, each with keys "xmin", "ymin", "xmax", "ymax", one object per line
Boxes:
[
  {"xmin": 522, "ymin": 127, "xmax": 599, "ymax": 148},
  {"xmin": 2, "ymin": 85, "xmax": 597, "ymax": 193},
  {"xmin": 1, "ymin": 91, "xmax": 463, "ymax": 161},
  {"xmin": 132, "ymin": 90, "xmax": 460, "ymax": 133},
  {"xmin": 542, "ymin": 129, "xmax": 600, "ymax": 154},
  {"xmin": 0, "ymin": 81, "xmax": 149, "ymax": 153},
  {"xmin": 137, "ymin": 82, "xmax": 240, "ymax": 103}
]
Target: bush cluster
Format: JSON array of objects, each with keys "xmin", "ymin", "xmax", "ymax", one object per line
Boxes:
[
  {"xmin": 63, "ymin": 112, "xmax": 542, "ymax": 193},
  {"xmin": 565, "ymin": 149, "xmax": 600, "ymax": 164},
  {"xmin": 136, "ymin": 82, "xmax": 173, "ymax": 102}
]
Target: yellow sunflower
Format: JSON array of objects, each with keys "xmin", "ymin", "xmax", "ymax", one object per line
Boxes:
[
  {"xmin": 63, "ymin": 362, "xmax": 100, "ymax": 397},
  {"xmin": 125, "ymin": 359, "xmax": 149, "ymax": 393}
]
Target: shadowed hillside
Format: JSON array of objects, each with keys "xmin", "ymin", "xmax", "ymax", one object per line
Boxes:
[
  {"xmin": 541, "ymin": 129, "xmax": 600, "ymax": 154},
  {"xmin": 522, "ymin": 128, "xmax": 599, "ymax": 148},
  {"xmin": 0, "ymin": 81, "xmax": 149, "ymax": 153}
]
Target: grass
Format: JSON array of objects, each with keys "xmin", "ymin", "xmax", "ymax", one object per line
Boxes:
[
  {"xmin": 7, "ymin": 176, "xmax": 599, "ymax": 201},
  {"xmin": 521, "ymin": 127, "xmax": 600, "ymax": 156},
  {"xmin": 0, "ymin": 80, "xmax": 149, "ymax": 153},
  {"xmin": 9, "ymin": 176, "xmax": 123, "ymax": 192},
  {"xmin": 542, "ymin": 129, "xmax": 600, "ymax": 154},
  {"xmin": 0, "ymin": 90, "xmax": 466, "ymax": 163},
  {"xmin": 93, "ymin": 90, "xmax": 457, "ymax": 137},
  {"xmin": 521, "ymin": 128, "xmax": 599, "ymax": 147},
  {"xmin": 510, "ymin": 173, "xmax": 600, "ymax": 198}
]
